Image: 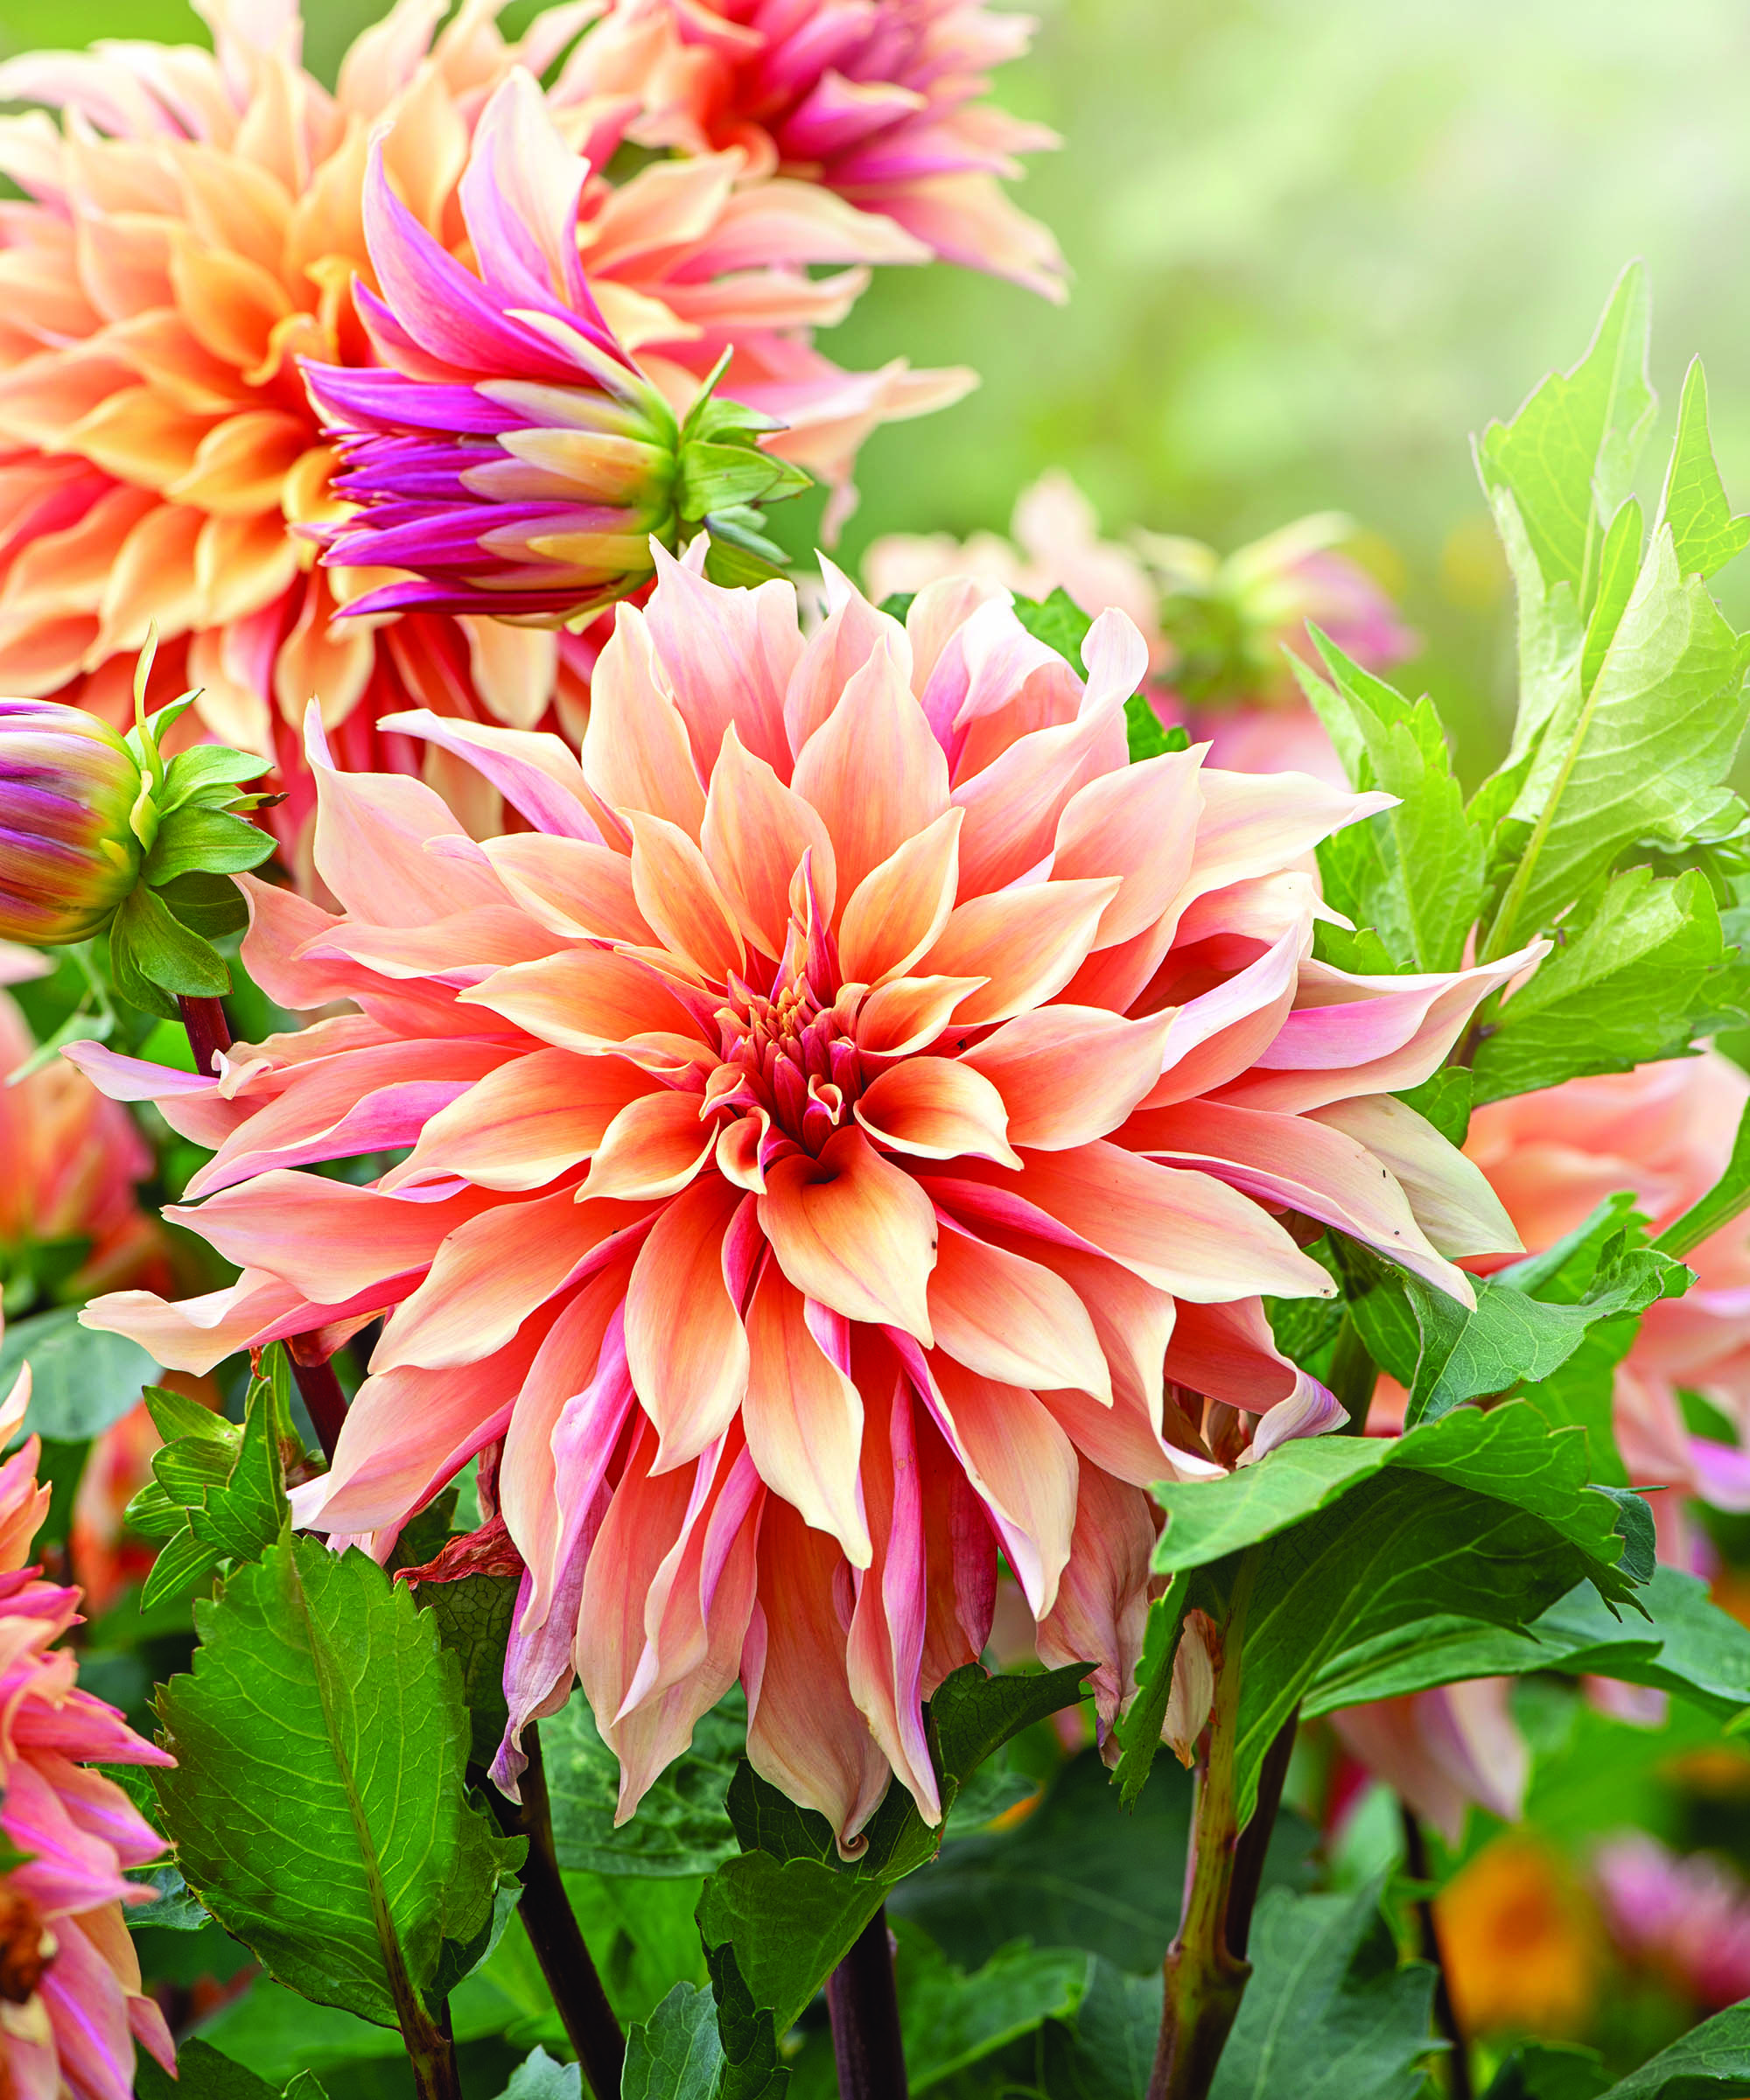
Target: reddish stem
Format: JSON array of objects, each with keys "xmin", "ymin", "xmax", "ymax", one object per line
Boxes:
[
  {"xmin": 177, "ymin": 995, "xmax": 231, "ymax": 1077},
  {"xmin": 285, "ymin": 1340, "xmax": 348, "ymax": 1464},
  {"xmin": 828, "ymin": 1908, "xmax": 908, "ymax": 2100}
]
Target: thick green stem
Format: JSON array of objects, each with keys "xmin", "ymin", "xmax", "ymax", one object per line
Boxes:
[
  {"xmin": 1148, "ymin": 1561, "xmax": 1294, "ymax": 2100},
  {"xmin": 401, "ymin": 2006, "xmax": 462, "ymax": 2100}
]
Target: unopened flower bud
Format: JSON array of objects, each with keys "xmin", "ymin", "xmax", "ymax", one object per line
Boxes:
[{"xmin": 0, "ymin": 702, "xmax": 144, "ymax": 946}]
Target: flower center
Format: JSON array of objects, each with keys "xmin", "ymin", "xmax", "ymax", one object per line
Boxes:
[{"xmin": 715, "ymin": 972, "xmax": 865, "ymax": 1156}]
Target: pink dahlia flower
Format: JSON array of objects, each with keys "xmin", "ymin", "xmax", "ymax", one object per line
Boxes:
[
  {"xmin": 1327, "ymin": 1679, "xmax": 1528, "ymax": 1847},
  {"xmin": 1465, "ymin": 1053, "xmax": 1750, "ymax": 1558},
  {"xmin": 0, "ymin": 0, "xmax": 971, "ymax": 859},
  {"xmin": 305, "ymin": 72, "xmax": 809, "ymax": 624},
  {"xmin": 0, "ymin": 1336, "xmax": 175, "ymax": 2100},
  {"xmin": 547, "ymin": 0, "xmax": 1066, "ymax": 298},
  {"xmin": 79, "ymin": 558, "xmax": 1530, "ymax": 1849},
  {"xmin": 1594, "ymin": 1833, "xmax": 1750, "ymax": 2010}
]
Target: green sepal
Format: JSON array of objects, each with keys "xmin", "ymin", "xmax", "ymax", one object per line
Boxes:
[
  {"xmin": 144, "ymin": 803, "xmax": 275, "ymax": 886},
  {"xmin": 110, "ymin": 882, "xmax": 231, "ymax": 1007}
]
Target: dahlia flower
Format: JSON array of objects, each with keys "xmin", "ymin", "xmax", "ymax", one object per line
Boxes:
[
  {"xmin": 0, "ymin": 1334, "xmax": 176, "ymax": 2100},
  {"xmin": 1594, "ymin": 1834, "xmax": 1750, "ymax": 2011},
  {"xmin": 1464, "ymin": 1053, "xmax": 1750, "ymax": 1558},
  {"xmin": 545, "ymin": 0, "xmax": 1066, "ymax": 298},
  {"xmin": 0, "ymin": 0, "xmax": 973, "ymax": 853},
  {"xmin": 0, "ymin": 704, "xmax": 144, "ymax": 946},
  {"xmin": 865, "ymin": 480, "xmax": 1414, "ymax": 781},
  {"xmin": 306, "ymin": 71, "xmax": 810, "ymax": 624},
  {"xmin": 1327, "ymin": 1678, "xmax": 1527, "ymax": 1847},
  {"xmin": 79, "ymin": 557, "xmax": 1531, "ymax": 1849}
]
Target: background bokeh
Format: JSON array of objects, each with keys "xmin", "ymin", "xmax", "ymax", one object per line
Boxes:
[{"xmin": 9, "ymin": 0, "xmax": 1750, "ymax": 782}]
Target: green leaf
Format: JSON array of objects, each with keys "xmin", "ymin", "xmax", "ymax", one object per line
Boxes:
[
  {"xmin": 1656, "ymin": 1091, "xmax": 1750, "ymax": 1256},
  {"xmin": 1477, "ymin": 262, "xmax": 1655, "ymax": 612},
  {"xmin": 1596, "ymin": 2000, "xmax": 1750, "ymax": 2097},
  {"xmin": 155, "ymin": 868, "xmax": 251, "ymax": 940},
  {"xmin": 888, "ymin": 1922, "xmax": 1087, "ymax": 2093},
  {"xmin": 144, "ymin": 805, "xmax": 273, "ymax": 886},
  {"xmin": 1474, "ymin": 869, "xmax": 1746, "ymax": 1101},
  {"xmin": 1483, "ymin": 2042, "xmax": 1611, "ymax": 2100},
  {"xmin": 124, "ymin": 1861, "xmax": 209, "ymax": 1930},
  {"xmin": 423, "ymin": 1572, "xmax": 519, "ymax": 1772},
  {"xmin": 1488, "ymin": 523, "xmax": 1750, "ymax": 953},
  {"xmin": 1125, "ymin": 693, "xmax": 1186, "ymax": 762},
  {"xmin": 492, "ymin": 2045, "xmax": 579, "ymax": 2100},
  {"xmin": 1049, "ymin": 1956, "xmax": 1162, "ymax": 2100},
  {"xmin": 1657, "ymin": 360, "xmax": 1750, "ymax": 584},
  {"xmin": 1394, "ymin": 1067, "xmax": 1473, "ymax": 1146},
  {"xmin": 1578, "ymin": 499, "xmax": 1645, "ymax": 699},
  {"xmin": 154, "ymin": 1534, "xmax": 522, "ymax": 2029},
  {"xmin": 160, "ymin": 744, "xmax": 272, "ymax": 811},
  {"xmin": 111, "ymin": 882, "xmax": 232, "ymax": 1002},
  {"xmin": 1111, "ymin": 1572, "xmax": 1192, "ymax": 1807},
  {"xmin": 134, "ymin": 2037, "xmax": 279, "ymax": 2100},
  {"xmin": 1295, "ymin": 637, "xmax": 1484, "ymax": 970},
  {"xmin": 704, "ymin": 1941, "xmax": 790, "ymax": 2100},
  {"xmin": 621, "ymin": 1985, "xmax": 724, "ymax": 2100},
  {"xmin": 1151, "ymin": 1404, "xmax": 1642, "ymax": 1819},
  {"xmin": 545, "ymin": 1687, "xmax": 743, "ymax": 1880},
  {"xmin": 1011, "ymin": 586, "xmax": 1095, "ymax": 669},
  {"xmin": 0, "ymin": 1306, "xmax": 155, "ymax": 1443},
  {"xmin": 1207, "ymin": 1881, "xmax": 1438, "ymax": 2100},
  {"xmin": 1307, "ymin": 1563, "xmax": 1750, "ymax": 1725}
]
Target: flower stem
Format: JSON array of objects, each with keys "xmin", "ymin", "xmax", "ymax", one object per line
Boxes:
[
  {"xmin": 401, "ymin": 2006, "xmax": 462, "ymax": 2100},
  {"xmin": 177, "ymin": 994, "xmax": 231, "ymax": 1076},
  {"xmin": 491, "ymin": 1726, "xmax": 626, "ymax": 2099},
  {"xmin": 827, "ymin": 1906, "xmax": 908, "ymax": 2100},
  {"xmin": 1399, "ymin": 1804, "xmax": 1472, "ymax": 2100},
  {"xmin": 284, "ymin": 1340, "xmax": 349, "ymax": 1464},
  {"xmin": 1148, "ymin": 1562, "xmax": 1294, "ymax": 2100}
]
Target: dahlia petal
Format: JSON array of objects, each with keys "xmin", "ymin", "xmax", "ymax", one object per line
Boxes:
[
  {"xmin": 745, "ymin": 1504, "xmax": 891, "ymax": 1853},
  {"xmin": 480, "ymin": 834, "xmax": 655, "ymax": 945},
  {"xmin": 790, "ymin": 631, "xmax": 950, "ymax": 901},
  {"xmin": 855, "ymin": 1055, "xmax": 1018, "ymax": 1166},
  {"xmin": 301, "ymin": 906, "xmax": 559, "ymax": 988},
  {"xmin": 1312, "ymin": 1095, "xmax": 1522, "ymax": 1260},
  {"xmin": 743, "ymin": 1263, "xmax": 870, "ymax": 1564},
  {"xmin": 1129, "ymin": 1099, "xmax": 1476, "ymax": 1304},
  {"xmin": 79, "ymin": 1269, "xmax": 298, "ymax": 1375},
  {"xmin": 948, "ymin": 681, "xmax": 1128, "ymax": 896},
  {"xmin": 846, "ymin": 1378, "xmax": 938, "ymax": 1823},
  {"xmin": 1035, "ymin": 1466, "xmax": 1153, "ymax": 1741},
  {"xmin": 1052, "ymin": 746, "xmax": 1206, "ymax": 948},
  {"xmin": 922, "ymin": 876, "xmax": 1121, "ymax": 1026},
  {"xmin": 836, "ymin": 808, "xmax": 962, "ymax": 985},
  {"xmin": 1001, "ymin": 1143, "xmax": 1334, "ymax": 1303},
  {"xmin": 60, "ymin": 1039, "xmax": 243, "ymax": 1149},
  {"xmin": 626, "ymin": 1178, "xmax": 752, "ymax": 1470},
  {"xmin": 917, "ymin": 1353, "xmax": 1079, "ymax": 1620},
  {"xmin": 584, "ymin": 1088, "xmax": 719, "ymax": 1203},
  {"xmin": 1176, "ymin": 767, "xmax": 1395, "ymax": 906},
  {"xmin": 374, "ymin": 1190, "xmax": 645, "ymax": 1373},
  {"xmin": 621, "ymin": 1440, "xmax": 763, "ymax": 1719},
  {"xmin": 1138, "ymin": 918, "xmax": 1309, "ymax": 1110},
  {"xmin": 927, "ymin": 1222, "xmax": 1110, "ymax": 1399},
  {"xmin": 962, "ymin": 1005, "xmax": 1174, "ymax": 1149},
  {"xmin": 760, "ymin": 1125, "xmax": 938, "ymax": 1340},
  {"xmin": 1038, "ymin": 1380, "xmax": 1210, "ymax": 1488},
  {"xmin": 1247, "ymin": 1376, "xmax": 1349, "ymax": 1457},
  {"xmin": 702, "ymin": 724, "xmax": 837, "ymax": 961},
  {"xmin": 1166, "ymin": 1298, "xmax": 1320, "ymax": 1418},
  {"xmin": 1329, "ymin": 1681, "xmax": 1527, "ymax": 1849},
  {"xmin": 378, "ymin": 709, "xmax": 604, "ymax": 841},
  {"xmin": 626, "ymin": 809, "xmax": 747, "ymax": 982},
  {"xmin": 460, "ymin": 72, "xmax": 594, "ymax": 319},
  {"xmin": 853, "ymin": 973, "xmax": 987, "ymax": 1056},
  {"xmin": 386, "ymin": 1050, "xmax": 654, "ymax": 1194},
  {"xmin": 581, "ymin": 603, "xmax": 707, "ymax": 839},
  {"xmin": 646, "ymin": 545, "xmax": 801, "ymax": 776},
  {"xmin": 783, "ymin": 575, "xmax": 911, "ymax": 753},
  {"xmin": 36, "ymin": 1910, "xmax": 136, "ymax": 2100},
  {"xmin": 459, "ymin": 948, "xmax": 710, "ymax": 1055}
]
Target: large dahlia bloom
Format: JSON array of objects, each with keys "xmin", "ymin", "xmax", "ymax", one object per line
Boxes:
[
  {"xmin": 1464, "ymin": 1053, "xmax": 1750, "ymax": 1558},
  {"xmin": 0, "ymin": 1338, "xmax": 175, "ymax": 2100},
  {"xmin": 79, "ymin": 558, "xmax": 1530, "ymax": 1848},
  {"xmin": 0, "ymin": 0, "xmax": 974, "ymax": 851},
  {"xmin": 545, "ymin": 0, "xmax": 1066, "ymax": 299}
]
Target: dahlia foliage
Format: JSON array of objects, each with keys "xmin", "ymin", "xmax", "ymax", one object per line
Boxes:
[{"xmin": 0, "ymin": 15, "xmax": 1747, "ymax": 2098}]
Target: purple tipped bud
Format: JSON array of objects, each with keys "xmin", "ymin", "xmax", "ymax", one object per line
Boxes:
[
  {"xmin": 0, "ymin": 701, "xmax": 145, "ymax": 946},
  {"xmin": 302, "ymin": 72, "xmax": 808, "ymax": 626}
]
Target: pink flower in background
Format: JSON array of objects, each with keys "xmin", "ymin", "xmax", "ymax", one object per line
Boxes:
[
  {"xmin": 864, "ymin": 480, "xmax": 1415, "ymax": 780},
  {"xmin": 1328, "ymin": 1679, "xmax": 1529, "ymax": 1846},
  {"xmin": 864, "ymin": 471, "xmax": 1162, "ymax": 660},
  {"xmin": 305, "ymin": 73, "xmax": 808, "ymax": 624},
  {"xmin": 0, "ymin": 1336, "xmax": 175, "ymax": 2100},
  {"xmin": 1594, "ymin": 1833, "xmax": 1750, "ymax": 2010},
  {"xmin": 553, "ymin": 0, "xmax": 1066, "ymax": 298},
  {"xmin": 1465, "ymin": 1053, "xmax": 1750, "ymax": 1558},
  {"xmin": 79, "ymin": 556, "xmax": 1527, "ymax": 1852},
  {"xmin": 0, "ymin": 0, "xmax": 979, "ymax": 869}
]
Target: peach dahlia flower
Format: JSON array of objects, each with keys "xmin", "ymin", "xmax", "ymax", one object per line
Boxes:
[
  {"xmin": 0, "ymin": 1339, "xmax": 175, "ymax": 2100},
  {"xmin": 0, "ymin": 0, "xmax": 974, "ymax": 851},
  {"xmin": 79, "ymin": 557, "xmax": 1530, "ymax": 1848},
  {"xmin": 1466, "ymin": 1053, "xmax": 1750, "ymax": 1558}
]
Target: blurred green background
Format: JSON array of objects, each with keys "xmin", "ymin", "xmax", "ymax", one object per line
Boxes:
[{"xmin": 6, "ymin": 0, "xmax": 1749, "ymax": 780}]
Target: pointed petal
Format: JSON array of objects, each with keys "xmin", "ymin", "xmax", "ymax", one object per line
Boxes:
[
  {"xmin": 701, "ymin": 725, "xmax": 836, "ymax": 959},
  {"xmin": 963, "ymin": 1004, "xmax": 1172, "ymax": 1149},
  {"xmin": 760, "ymin": 1126, "xmax": 937, "ymax": 1340},
  {"xmin": 922, "ymin": 877, "xmax": 1119, "ymax": 1026},
  {"xmin": 625, "ymin": 1176, "xmax": 751, "ymax": 1469},
  {"xmin": 581, "ymin": 601, "xmax": 706, "ymax": 837},
  {"xmin": 836, "ymin": 808, "xmax": 962, "ymax": 986},
  {"xmin": 743, "ymin": 1263, "xmax": 870, "ymax": 1564},
  {"xmin": 928, "ymin": 1222, "xmax": 1110, "ymax": 1398},
  {"xmin": 855, "ymin": 1056, "xmax": 1018, "ymax": 1166}
]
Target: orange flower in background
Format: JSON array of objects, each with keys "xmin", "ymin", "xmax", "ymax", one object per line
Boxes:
[
  {"xmin": 78, "ymin": 557, "xmax": 1531, "ymax": 1852},
  {"xmin": 0, "ymin": 1340, "xmax": 175, "ymax": 2100},
  {"xmin": 1438, "ymin": 1835, "xmax": 1604, "ymax": 2039},
  {"xmin": 0, "ymin": 0, "xmax": 998, "ymax": 861}
]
